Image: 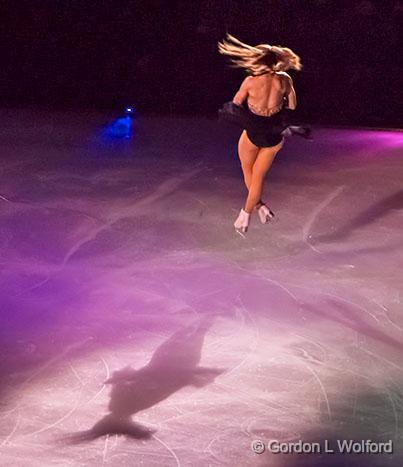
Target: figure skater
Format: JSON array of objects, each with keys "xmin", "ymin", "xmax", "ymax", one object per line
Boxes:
[{"xmin": 218, "ymin": 34, "xmax": 309, "ymax": 236}]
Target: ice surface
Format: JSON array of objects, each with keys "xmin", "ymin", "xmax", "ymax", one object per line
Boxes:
[{"xmin": 0, "ymin": 110, "xmax": 403, "ymax": 466}]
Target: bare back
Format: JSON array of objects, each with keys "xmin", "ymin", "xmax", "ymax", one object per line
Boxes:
[{"xmin": 233, "ymin": 71, "xmax": 297, "ymax": 116}]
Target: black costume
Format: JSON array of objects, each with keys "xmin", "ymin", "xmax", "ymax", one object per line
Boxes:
[{"xmin": 218, "ymin": 100, "xmax": 310, "ymax": 147}]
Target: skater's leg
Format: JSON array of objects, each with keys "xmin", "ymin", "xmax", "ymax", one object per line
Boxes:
[
  {"xmin": 244, "ymin": 139, "xmax": 283, "ymax": 214},
  {"xmin": 238, "ymin": 130, "xmax": 259, "ymax": 191},
  {"xmin": 233, "ymin": 131, "xmax": 261, "ymax": 236}
]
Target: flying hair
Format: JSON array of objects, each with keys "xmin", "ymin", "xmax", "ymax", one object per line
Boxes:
[{"xmin": 218, "ymin": 33, "xmax": 302, "ymax": 74}]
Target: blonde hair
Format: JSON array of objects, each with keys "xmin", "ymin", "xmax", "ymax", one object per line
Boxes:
[{"xmin": 218, "ymin": 33, "xmax": 302, "ymax": 74}]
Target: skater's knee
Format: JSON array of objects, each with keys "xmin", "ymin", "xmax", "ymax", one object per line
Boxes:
[
  {"xmin": 251, "ymin": 170, "xmax": 266, "ymax": 184},
  {"xmin": 241, "ymin": 159, "xmax": 254, "ymax": 173}
]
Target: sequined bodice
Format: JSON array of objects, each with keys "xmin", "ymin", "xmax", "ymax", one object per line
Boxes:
[{"xmin": 247, "ymin": 100, "xmax": 283, "ymax": 117}]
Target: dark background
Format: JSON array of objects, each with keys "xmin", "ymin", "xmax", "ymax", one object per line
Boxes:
[{"xmin": 1, "ymin": 0, "xmax": 401, "ymax": 127}]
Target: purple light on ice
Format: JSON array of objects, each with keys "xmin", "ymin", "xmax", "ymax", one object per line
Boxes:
[{"xmin": 341, "ymin": 129, "xmax": 403, "ymax": 148}]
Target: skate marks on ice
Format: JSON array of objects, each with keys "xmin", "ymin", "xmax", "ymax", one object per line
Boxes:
[
  {"xmin": 13, "ymin": 167, "xmax": 202, "ymax": 294},
  {"xmin": 1, "ymin": 119, "xmax": 403, "ymax": 465},
  {"xmin": 60, "ymin": 317, "xmax": 224, "ymax": 444},
  {"xmin": 302, "ymin": 188, "xmax": 403, "ymax": 260},
  {"xmin": 298, "ymin": 294, "xmax": 403, "ymax": 357},
  {"xmin": 312, "ymin": 189, "xmax": 403, "ymax": 245},
  {"xmin": 270, "ymin": 382, "xmax": 403, "ymax": 467},
  {"xmin": 302, "ymin": 185, "xmax": 346, "ymax": 253},
  {"xmin": 248, "ymin": 298, "xmax": 403, "ymax": 466},
  {"xmin": 0, "ymin": 194, "xmax": 13, "ymax": 202}
]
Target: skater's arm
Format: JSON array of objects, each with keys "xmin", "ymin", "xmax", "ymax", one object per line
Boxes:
[
  {"xmin": 232, "ymin": 77, "xmax": 251, "ymax": 105},
  {"xmin": 284, "ymin": 75, "xmax": 297, "ymax": 110}
]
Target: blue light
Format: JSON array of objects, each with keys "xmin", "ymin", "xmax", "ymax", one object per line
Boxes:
[{"xmin": 102, "ymin": 106, "xmax": 135, "ymax": 140}]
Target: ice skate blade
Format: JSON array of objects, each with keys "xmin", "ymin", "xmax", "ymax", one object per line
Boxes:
[
  {"xmin": 258, "ymin": 208, "xmax": 275, "ymax": 224},
  {"xmin": 263, "ymin": 215, "xmax": 278, "ymax": 225},
  {"xmin": 261, "ymin": 216, "xmax": 274, "ymax": 224},
  {"xmin": 235, "ymin": 228, "xmax": 247, "ymax": 238}
]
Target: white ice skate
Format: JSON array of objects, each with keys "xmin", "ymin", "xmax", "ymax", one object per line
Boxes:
[
  {"xmin": 256, "ymin": 204, "xmax": 275, "ymax": 224},
  {"xmin": 234, "ymin": 209, "xmax": 250, "ymax": 237}
]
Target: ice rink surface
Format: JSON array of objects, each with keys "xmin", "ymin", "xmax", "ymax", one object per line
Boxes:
[{"xmin": 0, "ymin": 110, "xmax": 402, "ymax": 466}]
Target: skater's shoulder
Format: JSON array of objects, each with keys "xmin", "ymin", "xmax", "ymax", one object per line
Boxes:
[
  {"xmin": 276, "ymin": 71, "xmax": 292, "ymax": 80},
  {"xmin": 239, "ymin": 75, "xmax": 253, "ymax": 89}
]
